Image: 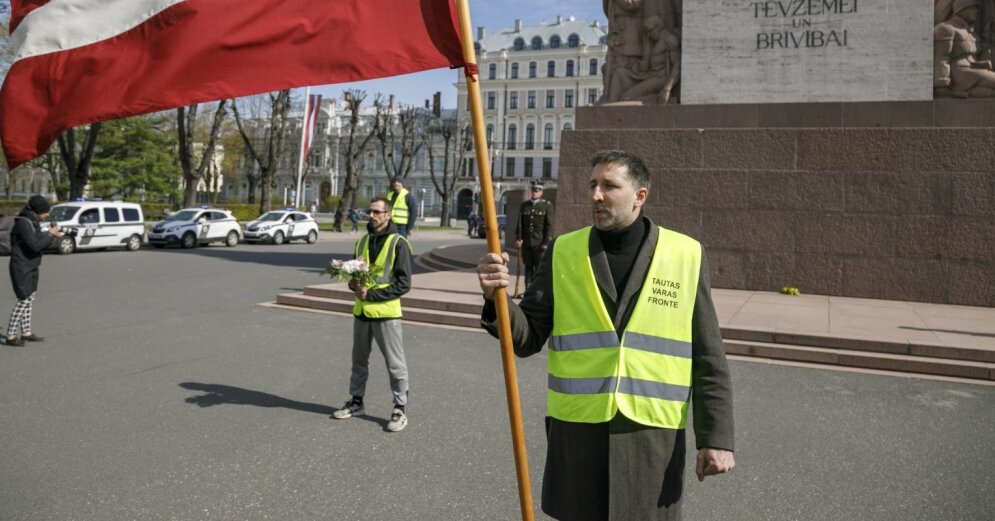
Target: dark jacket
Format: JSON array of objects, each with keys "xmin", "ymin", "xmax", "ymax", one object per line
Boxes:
[
  {"xmin": 355, "ymin": 221, "xmax": 413, "ymax": 321},
  {"xmin": 482, "ymin": 216, "xmax": 734, "ymax": 521},
  {"xmin": 515, "ymin": 198, "xmax": 554, "ymax": 249},
  {"xmin": 9, "ymin": 208, "xmax": 54, "ymax": 300}
]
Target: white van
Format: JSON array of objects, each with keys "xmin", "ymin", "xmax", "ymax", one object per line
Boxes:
[{"xmin": 42, "ymin": 201, "xmax": 145, "ymax": 254}]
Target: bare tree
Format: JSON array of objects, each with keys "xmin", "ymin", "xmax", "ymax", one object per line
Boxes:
[
  {"xmin": 23, "ymin": 148, "xmax": 67, "ymax": 201},
  {"xmin": 177, "ymin": 101, "xmax": 228, "ymax": 207},
  {"xmin": 232, "ymin": 90, "xmax": 292, "ymax": 214},
  {"xmin": 425, "ymin": 116, "xmax": 472, "ymax": 227},
  {"xmin": 374, "ymin": 98, "xmax": 424, "ymax": 185},
  {"xmin": 56, "ymin": 123, "xmax": 102, "ymax": 200},
  {"xmin": 333, "ymin": 90, "xmax": 379, "ymax": 231}
]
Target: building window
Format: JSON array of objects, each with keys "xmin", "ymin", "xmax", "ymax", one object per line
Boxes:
[
  {"xmin": 563, "ymin": 122, "xmax": 573, "ymax": 131},
  {"xmin": 474, "ymin": 42, "xmax": 481, "ymax": 54},
  {"xmin": 568, "ymin": 34, "xmax": 580, "ymax": 48},
  {"xmin": 564, "ymin": 89, "xmax": 574, "ymax": 108},
  {"xmin": 590, "ymin": 58, "xmax": 599, "ymax": 75},
  {"xmin": 525, "ymin": 124, "xmax": 535, "ymax": 150},
  {"xmin": 545, "ymin": 90, "xmax": 555, "ymax": 108},
  {"xmin": 514, "ymin": 38, "xmax": 525, "ymax": 51},
  {"xmin": 506, "ymin": 157, "xmax": 516, "ymax": 177},
  {"xmin": 566, "ymin": 60, "xmax": 575, "ymax": 77},
  {"xmin": 524, "ymin": 158, "xmax": 534, "ymax": 178},
  {"xmin": 588, "ymin": 88, "xmax": 599, "ymax": 105},
  {"xmin": 543, "ymin": 157, "xmax": 553, "ymax": 178},
  {"xmin": 528, "ymin": 61, "xmax": 537, "ymax": 78},
  {"xmin": 550, "ymin": 35, "xmax": 561, "ymax": 49},
  {"xmin": 486, "ymin": 124, "xmax": 494, "ymax": 145},
  {"xmin": 527, "ymin": 90, "xmax": 536, "ymax": 109},
  {"xmin": 511, "ymin": 63, "xmax": 519, "ymax": 79},
  {"xmin": 544, "ymin": 123, "xmax": 554, "ymax": 149},
  {"xmin": 509, "ymin": 91, "xmax": 519, "ymax": 109},
  {"xmin": 487, "ymin": 92, "xmax": 496, "ymax": 110},
  {"xmin": 531, "ymin": 36, "xmax": 543, "ymax": 50},
  {"xmin": 507, "ymin": 125, "xmax": 517, "ymax": 150},
  {"xmin": 547, "ymin": 60, "xmax": 556, "ymax": 77},
  {"xmin": 488, "ymin": 63, "xmax": 497, "ymax": 80},
  {"xmin": 467, "ymin": 158, "xmax": 475, "ymax": 177}
]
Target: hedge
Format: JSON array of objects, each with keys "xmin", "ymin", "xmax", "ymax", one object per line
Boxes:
[{"xmin": 0, "ymin": 200, "xmax": 264, "ymax": 222}]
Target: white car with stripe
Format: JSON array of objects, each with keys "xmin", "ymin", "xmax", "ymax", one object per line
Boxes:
[
  {"xmin": 147, "ymin": 207, "xmax": 241, "ymax": 249},
  {"xmin": 244, "ymin": 210, "xmax": 319, "ymax": 245}
]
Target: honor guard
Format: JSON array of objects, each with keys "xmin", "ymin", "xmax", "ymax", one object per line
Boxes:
[{"xmin": 515, "ymin": 182, "xmax": 554, "ymax": 293}]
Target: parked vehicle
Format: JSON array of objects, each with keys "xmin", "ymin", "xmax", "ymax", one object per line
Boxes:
[
  {"xmin": 472, "ymin": 214, "xmax": 506, "ymax": 240},
  {"xmin": 244, "ymin": 210, "xmax": 319, "ymax": 245},
  {"xmin": 147, "ymin": 207, "xmax": 241, "ymax": 248},
  {"xmin": 41, "ymin": 200, "xmax": 145, "ymax": 254}
]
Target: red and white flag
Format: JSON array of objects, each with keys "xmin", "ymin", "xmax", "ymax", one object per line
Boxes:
[
  {"xmin": 300, "ymin": 94, "xmax": 322, "ymax": 174},
  {"xmin": 0, "ymin": 0, "xmax": 467, "ymax": 168}
]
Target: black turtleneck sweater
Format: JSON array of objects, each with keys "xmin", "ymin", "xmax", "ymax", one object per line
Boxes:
[{"xmin": 595, "ymin": 215, "xmax": 649, "ymax": 303}]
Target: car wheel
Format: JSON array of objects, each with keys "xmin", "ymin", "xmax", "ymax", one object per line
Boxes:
[
  {"xmin": 272, "ymin": 230, "xmax": 285, "ymax": 245},
  {"xmin": 181, "ymin": 232, "xmax": 197, "ymax": 249},
  {"xmin": 126, "ymin": 234, "xmax": 142, "ymax": 251},
  {"xmin": 306, "ymin": 230, "xmax": 318, "ymax": 244},
  {"xmin": 225, "ymin": 230, "xmax": 239, "ymax": 247},
  {"xmin": 57, "ymin": 236, "xmax": 75, "ymax": 255}
]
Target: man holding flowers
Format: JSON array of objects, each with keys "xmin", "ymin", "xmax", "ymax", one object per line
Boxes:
[{"xmin": 329, "ymin": 197, "xmax": 413, "ymax": 432}]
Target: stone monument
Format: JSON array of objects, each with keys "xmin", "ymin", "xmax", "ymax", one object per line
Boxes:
[{"xmin": 557, "ymin": 0, "xmax": 995, "ymax": 306}]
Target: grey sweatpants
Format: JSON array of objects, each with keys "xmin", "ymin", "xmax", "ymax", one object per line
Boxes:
[{"xmin": 349, "ymin": 318, "xmax": 409, "ymax": 406}]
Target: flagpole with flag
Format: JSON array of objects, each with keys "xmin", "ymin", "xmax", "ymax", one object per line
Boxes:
[
  {"xmin": 454, "ymin": 1, "xmax": 535, "ymax": 520},
  {"xmin": 294, "ymin": 86, "xmax": 310, "ymax": 208}
]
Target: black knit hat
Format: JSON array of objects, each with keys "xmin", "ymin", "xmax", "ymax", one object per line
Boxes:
[{"xmin": 28, "ymin": 195, "xmax": 50, "ymax": 214}]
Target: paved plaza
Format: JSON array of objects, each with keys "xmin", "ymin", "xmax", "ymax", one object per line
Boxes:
[{"xmin": 1, "ymin": 230, "xmax": 992, "ymax": 520}]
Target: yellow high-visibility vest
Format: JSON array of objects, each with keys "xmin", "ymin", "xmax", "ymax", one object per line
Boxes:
[
  {"xmin": 549, "ymin": 226, "xmax": 701, "ymax": 429},
  {"xmin": 352, "ymin": 233, "xmax": 408, "ymax": 319},
  {"xmin": 387, "ymin": 188, "xmax": 410, "ymax": 226}
]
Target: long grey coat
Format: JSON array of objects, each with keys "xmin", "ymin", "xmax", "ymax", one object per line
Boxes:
[{"xmin": 482, "ymin": 216, "xmax": 734, "ymax": 521}]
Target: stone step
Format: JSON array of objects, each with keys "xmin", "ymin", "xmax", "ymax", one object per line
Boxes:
[
  {"xmin": 276, "ymin": 293, "xmax": 481, "ymax": 329},
  {"xmin": 724, "ymin": 339, "xmax": 995, "ymax": 381},
  {"xmin": 414, "ymin": 251, "xmax": 462, "ymax": 272},
  {"xmin": 302, "ymin": 284, "xmax": 484, "ymax": 315}
]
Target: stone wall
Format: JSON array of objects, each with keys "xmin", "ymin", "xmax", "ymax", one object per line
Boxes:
[{"xmin": 558, "ymin": 101, "xmax": 995, "ymax": 306}]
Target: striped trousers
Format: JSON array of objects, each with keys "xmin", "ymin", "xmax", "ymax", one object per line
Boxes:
[{"xmin": 7, "ymin": 292, "xmax": 35, "ymax": 337}]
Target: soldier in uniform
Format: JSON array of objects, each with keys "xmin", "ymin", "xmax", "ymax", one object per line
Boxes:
[{"xmin": 515, "ymin": 182, "xmax": 554, "ymax": 293}]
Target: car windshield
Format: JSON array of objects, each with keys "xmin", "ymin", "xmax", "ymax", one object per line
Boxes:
[
  {"xmin": 257, "ymin": 212, "xmax": 285, "ymax": 222},
  {"xmin": 165, "ymin": 210, "xmax": 199, "ymax": 222},
  {"xmin": 48, "ymin": 206, "xmax": 79, "ymax": 222}
]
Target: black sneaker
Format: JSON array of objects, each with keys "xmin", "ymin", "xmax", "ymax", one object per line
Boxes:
[
  {"xmin": 3, "ymin": 336, "xmax": 24, "ymax": 346},
  {"xmin": 21, "ymin": 334, "xmax": 44, "ymax": 342},
  {"xmin": 331, "ymin": 400, "xmax": 365, "ymax": 419}
]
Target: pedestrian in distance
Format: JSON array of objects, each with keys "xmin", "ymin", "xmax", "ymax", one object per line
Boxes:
[
  {"xmin": 348, "ymin": 208, "xmax": 359, "ymax": 233},
  {"xmin": 332, "ymin": 197, "xmax": 413, "ymax": 432},
  {"xmin": 476, "ymin": 150, "xmax": 735, "ymax": 520},
  {"xmin": 385, "ymin": 176, "xmax": 416, "ymax": 238},
  {"xmin": 309, "ymin": 200, "xmax": 317, "ymax": 215},
  {"xmin": 4, "ymin": 195, "xmax": 63, "ymax": 346},
  {"xmin": 467, "ymin": 209, "xmax": 479, "ymax": 237},
  {"xmin": 515, "ymin": 182, "xmax": 553, "ymax": 296}
]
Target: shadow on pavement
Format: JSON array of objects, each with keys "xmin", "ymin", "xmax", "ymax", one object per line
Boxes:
[{"xmin": 179, "ymin": 382, "xmax": 389, "ymax": 428}]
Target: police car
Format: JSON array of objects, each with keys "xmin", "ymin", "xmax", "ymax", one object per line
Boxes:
[
  {"xmin": 42, "ymin": 200, "xmax": 145, "ymax": 254},
  {"xmin": 244, "ymin": 209, "xmax": 319, "ymax": 245},
  {"xmin": 147, "ymin": 207, "xmax": 242, "ymax": 248}
]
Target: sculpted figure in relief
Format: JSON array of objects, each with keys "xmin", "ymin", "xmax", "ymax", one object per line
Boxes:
[
  {"xmin": 601, "ymin": 0, "xmax": 681, "ymax": 104},
  {"xmin": 935, "ymin": 0, "xmax": 995, "ymax": 97}
]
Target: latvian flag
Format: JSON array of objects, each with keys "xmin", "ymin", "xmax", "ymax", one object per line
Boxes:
[
  {"xmin": 0, "ymin": 0, "xmax": 467, "ymax": 168},
  {"xmin": 300, "ymin": 94, "xmax": 322, "ymax": 173}
]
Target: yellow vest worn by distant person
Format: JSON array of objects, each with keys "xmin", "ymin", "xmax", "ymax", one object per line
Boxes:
[
  {"xmin": 387, "ymin": 188, "xmax": 410, "ymax": 226},
  {"xmin": 549, "ymin": 226, "xmax": 701, "ymax": 429},
  {"xmin": 352, "ymin": 233, "xmax": 408, "ymax": 319}
]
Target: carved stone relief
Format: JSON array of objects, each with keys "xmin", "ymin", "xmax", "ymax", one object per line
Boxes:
[
  {"xmin": 600, "ymin": 0, "xmax": 682, "ymax": 104},
  {"xmin": 935, "ymin": 0, "xmax": 995, "ymax": 97}
]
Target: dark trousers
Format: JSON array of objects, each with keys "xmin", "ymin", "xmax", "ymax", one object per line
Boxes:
[{"xmin": 521, "ymin": 245, "xmax": 545, "ymax": 290}]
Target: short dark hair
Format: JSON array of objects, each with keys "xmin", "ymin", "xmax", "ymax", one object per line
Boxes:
[
  {"xmin": 590, "ymin": 150, "xmax": 651, "ymax": 190},
  {"xmin": 370, "ymin": 197, "xmax": 392, "ymax": 211}
]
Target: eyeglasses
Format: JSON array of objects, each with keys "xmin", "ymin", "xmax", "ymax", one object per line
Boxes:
[{"xmin": 367, "ymin": 209, "xmax": 387, "ymax": 215}]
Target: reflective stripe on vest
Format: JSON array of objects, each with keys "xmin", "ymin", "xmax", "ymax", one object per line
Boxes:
[
  {"xmin": 549, "ymin": 226, "xmax": 701, "ymax": 429},
  {"xmin": 352, "ymin": 233, "xmax": 407, "ymax": 319},
  {"xmin": 388, "ymin": 188, "xmax": 410, "ymax": 226}
]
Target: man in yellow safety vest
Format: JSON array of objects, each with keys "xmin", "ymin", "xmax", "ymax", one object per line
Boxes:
[
  {"xmin": 476, "ymin": 150, "xmax": 735, "ymax": 520},
  {"xmin": 331, "ymin": 196, "xmax": 413, "ymax": 432},
  {"xmin": 386, "ymin": 176, "xmax": 416, "ymax": 238}
]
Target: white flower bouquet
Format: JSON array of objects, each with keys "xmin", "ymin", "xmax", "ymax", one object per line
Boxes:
[{"xmin": 323, "ymin": 259, "xmax": 378, "ymax": 288}]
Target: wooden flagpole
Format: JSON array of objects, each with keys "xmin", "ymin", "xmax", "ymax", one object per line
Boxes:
[{"xmin": 453, "ymin": 2, "xmax": 535, "ymax": 520}]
